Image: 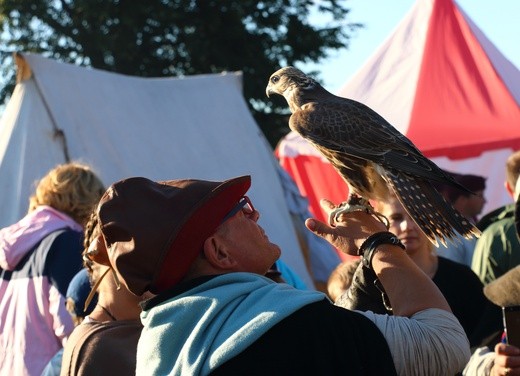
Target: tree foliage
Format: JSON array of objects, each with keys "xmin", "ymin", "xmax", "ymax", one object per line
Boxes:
[{"xmin": 0, "ymin": 0, "xmax": 360, "ymax": 147}]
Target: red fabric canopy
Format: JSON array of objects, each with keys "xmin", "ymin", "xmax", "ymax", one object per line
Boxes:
[{"xmin": 408, "ymin": 0, "xmax": 520, "ymax": 159}]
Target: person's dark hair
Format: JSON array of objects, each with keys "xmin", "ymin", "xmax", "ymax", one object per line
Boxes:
[{"xmin": 444, "ymin": 174, "xmax": 486, "ymax": 203}]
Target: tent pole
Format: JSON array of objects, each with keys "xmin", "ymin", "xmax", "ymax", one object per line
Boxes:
[
  {"xmin": 33, "ymin": 78, "xmax": 71, "ymax": 162},
  {"xmin": 17, "ymin": 53, "xmax": 71, "ymax": 163}
]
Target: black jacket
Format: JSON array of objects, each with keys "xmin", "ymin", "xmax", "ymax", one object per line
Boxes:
[{"xmin": 211, "ymin": 299, "xmax": 397, "ymax": 376}]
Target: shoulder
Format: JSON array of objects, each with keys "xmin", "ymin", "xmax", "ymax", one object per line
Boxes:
[
  {"xmin": 41, "ymin": 229, "xmax": 83, "ymax": 264},
  {"xmin": 214, "ymin": 299, "xmax": 397, "ymax": 375},
  {"xmin": 8, "ymin": 229, "xmax": 83, "ymax": 279},
  {"xmin": 435, "ymin": 258, "xmax": 484, "ymax": 300},
  {"xmin": 64, "ymin": 321, "xmax": 107, "ymax": 350},
  {"xmin": 482, "ymin": 216, "xmax": 516, "ymax": 236},
  {"xmin": 284, "ymin": 299, "xmax": 386, "ymax": 337},
  {"xmin": 61, "ymin": 322, "xmax": 101, "ymax": 374},
  {"xmin": 478, "ymin": 204, "xmax": 514, "ymax": 231},
  {"xmin": 475, "ymin": 217, "xmax": 517, "ymax": 251},
  {"xmin": 47, "ymin": 229, "xmax": 83, "ymax": 251},
  {"xmin": 70, "ymin": 320, "xmax": 142, "ymax": 341},
  {"xmin": 62, "ymin": 321, "xmax": 142, "ymax": 374},
  {"xmin": 43, "ymin": 229, "xmax": 84, "ymax": 291},
  {"xmin": 438, "ymin": 256, "xmax": 472, "ymax": 271},
  {"xmin": 437, "ymin": 257, "xmax": 482, "ymax": 284},
  {"xmin": 250, "ymin": 299, "xmax": 383, "ymax": 335}
]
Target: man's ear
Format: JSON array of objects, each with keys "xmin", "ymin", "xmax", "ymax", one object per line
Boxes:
[
  {"xmin": 505, "ymin": 180, "xmax": 515, "ymax": 198},
  {"xmin": 202, "ymin": 235, "xmax": 237, "ymax": 270}
]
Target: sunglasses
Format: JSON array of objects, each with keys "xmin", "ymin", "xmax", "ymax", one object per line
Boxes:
[{"xmin": 221, "ymin": 196, "xmax": 255, "ymax": 224}]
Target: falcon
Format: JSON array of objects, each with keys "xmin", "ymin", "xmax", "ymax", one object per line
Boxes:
[{"xmin": 266, "ymin": 66, "xmax": 480, "ymax": 246}]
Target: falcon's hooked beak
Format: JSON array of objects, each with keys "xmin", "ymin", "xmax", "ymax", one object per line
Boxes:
[
  {"xmin": 266, "ymin": 73, "xmax": 282, "ymax": 98},
  {"xmin": 266, "ymin": 84, "xmax": 276, "ymax": 98}
]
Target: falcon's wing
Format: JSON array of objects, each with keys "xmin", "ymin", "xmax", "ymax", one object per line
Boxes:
[{"xmin": 290, "ymin": 97, "xmax": 444, "ymax": 181}]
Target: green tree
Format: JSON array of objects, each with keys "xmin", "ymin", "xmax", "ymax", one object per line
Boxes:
[{"xmin": 0, "ymin": 0, "xmax": 360, "ymax": 147}]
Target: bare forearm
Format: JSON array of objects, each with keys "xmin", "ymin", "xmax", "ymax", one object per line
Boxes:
[{"xmin": 371, "ymin": 244, "xmax": 451, "ymax": 317}]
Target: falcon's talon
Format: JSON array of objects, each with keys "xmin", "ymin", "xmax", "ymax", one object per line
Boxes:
[
  {"xmin": 328, "ymin": 198, "xmax": 390, "ymax": 229},
  {"xmin": 328, "ymin": 201, "xmax": 372, "ymax": 225}
]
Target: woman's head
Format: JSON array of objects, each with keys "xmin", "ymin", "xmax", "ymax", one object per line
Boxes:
[
  {"xmin": 28, "ymin": 162, "xmax": 105, "ymax": 226},
  {"xmin": 375, "ymin": 195, "xmax": 432, "ymax": 256}
]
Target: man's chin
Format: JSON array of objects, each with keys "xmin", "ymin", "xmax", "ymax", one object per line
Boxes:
[{"xmin": 273, "ymin": 245, "xmax": 282, "ymax": 259}]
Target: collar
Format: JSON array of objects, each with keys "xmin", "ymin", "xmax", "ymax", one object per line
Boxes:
[{"xmin": 141, "ymin": 275, "xmax": 218, "ymax": 311}]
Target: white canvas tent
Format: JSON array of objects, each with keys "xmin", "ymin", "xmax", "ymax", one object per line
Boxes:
[{"xmin": 0, "ymin": 52, "xmax": 314, "ymax": 287}]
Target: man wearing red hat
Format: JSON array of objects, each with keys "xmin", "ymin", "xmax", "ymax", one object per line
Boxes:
[{"xmin": 97, "ymin": 175, "xmax": 470, "ymax": 375}]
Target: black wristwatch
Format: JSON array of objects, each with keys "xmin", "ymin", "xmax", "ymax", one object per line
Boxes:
[{"xmin": 358, "ymin": 231, "xmax": 405, "ymax": 269}]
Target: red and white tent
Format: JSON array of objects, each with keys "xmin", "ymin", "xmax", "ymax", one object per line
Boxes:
[{"xmin": 277, "ymin": 0, "xmax": 520, "ymax": 256}]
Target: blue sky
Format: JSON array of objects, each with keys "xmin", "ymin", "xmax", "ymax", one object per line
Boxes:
[
  {"xmin": 303, "ymin": 0, "xmax": 520, "ymax": 93},
  {"xmin": 1, "ymin": 1, "xmax": 517, "ymax": 98}
]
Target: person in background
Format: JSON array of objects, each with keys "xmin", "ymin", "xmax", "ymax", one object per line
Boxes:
[
  {"xmin": 338, "ymin": 192, "xmax": 490, "ymax": 348},
  {"xmin": 463, "ymin": 265, "xmax": 520, "ymax": 375},
  {"xmin": 41, "ymin": 268, "xmax": 98, "ymax": 376},
  {"xmin": 64, "ymin": 268, "xmax": 99, "ymax": 326},
  {"xmin": 0, "ymin": 162, "xmax": 104, "ymax": 376},
  {"xmin": 472, "ymin": 151, "xmax": 520, "ymax": 284},
  {"xmin": 439, "ymin": 171, "xmax": 487, "ymax": 224},
  {"xmin": 96, "ymin": 175, "xmax": 469, "ymax": 375},
  {"xmin": 60, "ymin": 211, "xmax": 151, "ymax": 376},
  {"xmin": 435, "ymin": 171, "xmax": 487, "ymax": 266},
  {"xmin": 464, "ymin": 180, "xmax": 520, "ymax": 375},
  {"xmin": 466, "ymin": 152, "xmax": 520, "ymax": 356}
]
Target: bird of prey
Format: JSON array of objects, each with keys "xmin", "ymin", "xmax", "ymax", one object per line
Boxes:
[{"xmin": 266, "ymin": 66, "xmax": 480, "ymax": 246}]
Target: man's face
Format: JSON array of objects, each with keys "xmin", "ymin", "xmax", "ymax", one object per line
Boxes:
[{"xmin": 215, "ymin": 197, "xmax": 281, "ymax": 275}]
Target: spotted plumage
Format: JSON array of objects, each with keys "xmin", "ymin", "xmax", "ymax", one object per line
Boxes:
[{"xmin": 266, "ymin": 66, "xmax": 480, "ymax": 246}]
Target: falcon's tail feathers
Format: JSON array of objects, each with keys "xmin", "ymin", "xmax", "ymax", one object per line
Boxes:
[{"xmin": 388, "ymin": 172, "xmax": 481, "ymax": 247}]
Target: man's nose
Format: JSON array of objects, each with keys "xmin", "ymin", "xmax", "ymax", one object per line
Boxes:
[{"xmin": 247, "ymin": 209, "xmax": 260, "ymax": 222}]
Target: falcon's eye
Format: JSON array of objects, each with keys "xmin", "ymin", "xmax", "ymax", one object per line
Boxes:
[{"xmin": 271, "ymin": 76, "xmax": 280, "ymax": 84}]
